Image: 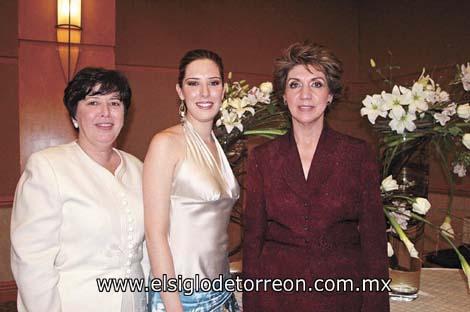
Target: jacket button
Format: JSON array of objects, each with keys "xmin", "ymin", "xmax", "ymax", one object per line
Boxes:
[{"xmin": 303, "ymin": 202, "xmax": 308, "ymax": 207}]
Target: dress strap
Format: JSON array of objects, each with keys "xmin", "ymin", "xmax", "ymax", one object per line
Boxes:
[{"xmin": 182, "ymin": 121, "xmax": 232, "ymax": 197}]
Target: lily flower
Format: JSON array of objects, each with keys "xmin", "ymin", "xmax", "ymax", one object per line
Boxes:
[
  {"xmin": 382, "ymin": 86, "xmax": 409, "ymax": 119},
  {"xmin": 389, "ymin": 112, "xmax": 417, "ymax": 134},
  {"xmin": 404, "ymin": 83, "xmax": 428, "ymax": 114},
  {"xmin": 216, "ymin": 110, "xmax": 243, "ymax": 134},
  {"xmin": 228, "ymin": 98, "xmax": 255, "ymax": 118},
  {"xmin": 361, "ymin": 94, "xmax": 388, "ymax": 124}
]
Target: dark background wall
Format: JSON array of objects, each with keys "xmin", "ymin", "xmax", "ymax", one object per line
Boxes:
[
  {"xmin": 115, "ymin": 0, "xmax": 360, "ymax": 160},
  {"xmin": 0, "ymin": 0, "xmax": 19, "ymax": 200}
]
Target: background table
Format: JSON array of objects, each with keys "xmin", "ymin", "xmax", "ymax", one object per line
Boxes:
[
  {"xmin": 391, "ymin": 268, "xmax": 469, "ymax": 312},
  {"xmin": 232, "ymin": 267, "xmax": 469, "ymax": 311}
]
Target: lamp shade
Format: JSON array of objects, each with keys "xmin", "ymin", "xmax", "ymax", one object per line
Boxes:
[{"xmin": 57, "ymin": 0, "xmax": 81, "ymax": 28}]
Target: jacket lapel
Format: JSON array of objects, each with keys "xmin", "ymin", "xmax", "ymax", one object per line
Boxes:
[
  {"xmin": 280, "ymin": 131, "xmax": 311, "ymax": 202},
  {"xmin": 280, "ymin": 124, "xmax": 337, "ymax": 201},
  {"xmin": 305, "ymin": 125, "xmax": 336, "ymax": 195}
]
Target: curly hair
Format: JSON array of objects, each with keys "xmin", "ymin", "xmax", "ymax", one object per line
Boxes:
[{"xmin": 273, "ymin": 42, "xmax": 343, "ymax": 105}]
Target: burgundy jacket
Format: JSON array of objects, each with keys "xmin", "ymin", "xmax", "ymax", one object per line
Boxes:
[{"xmin": 242, "ymin": 126, "xmax": 390, "ymax": 312}]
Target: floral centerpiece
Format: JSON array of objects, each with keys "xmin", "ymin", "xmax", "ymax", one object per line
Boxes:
[
  {"xmin": 214, "ymin": 72, "xmax": 289, "ymax": 152},
  {"xmin": 214, "ymin": 73, "xmax": 290, "ymax": 255},
  {"xmin": 361, "ymin": 60, "xmax": 470, "ymax": 288}
]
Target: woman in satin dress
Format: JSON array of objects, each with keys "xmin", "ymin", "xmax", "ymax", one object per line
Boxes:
[{"xmin": 144, "ymin": 49, "xmax": 240, "ymax": 311}]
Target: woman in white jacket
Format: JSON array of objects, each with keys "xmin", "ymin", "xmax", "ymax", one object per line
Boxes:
[{"xmin": 11, "ymin": 67, "xmax": 147, "ymax": 312}]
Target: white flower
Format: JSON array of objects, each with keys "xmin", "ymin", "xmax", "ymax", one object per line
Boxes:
[
  {"xmin": 433, "ymin": 112, "xmax": 451, "ymax": 126},
  {"xmin": 461, "ymin": 62, "xmax": 470, "ymax": 91},
  {"xmin": 259, "ymin": 82, "xmax": 273, "ymax": 94},
  {"xmin": 463, "ymin": 133, "xmax": 470, "ymax": 150},
  {"xmin": 228, "ymin": 97, "xmax": 255, "ymax": 118},
  {"xmin": 453, "ymin": 163, "xmax": 467, "ymax": 177},
  {"xmin": 221, "ymin": 99, "xmax": 230, "ymax": 110},
  {"xmin": 412, "ymin": 197, "xmax": 431, "ymax": 215},
  {"xmin": 391, "ymin": 203, "xmax": 411, "ymax": 230},
  {"xmin": 387, "ymin": 242, "xmax": 394, "ymax": 257},
  {"xmin": 438, "ymin": 90, "xmax": 450, "ymax": 102},
  {"xmin": 440, "ymin": 219, "xmax": 455, "ymax": 239},
  {"xmin": 361, "ymin": 94, "xmax": 388, "ymax": 124},
  {"xmin": 424, "ymin": 90, "xmax": 439, "ymax": 104},
  {"xmin": 403, "ymin": 83, "xmax": 428, "ymax": 114},
  {"xmin": 216, "ymin": 110, "xmax": 243, "ymax": 134},
  {"xmin": 404, "ymin": 238, "xmax": 419, "ymax": 258},
  {"xmin": 381, "ymin": 175, "xmax": 399, "ymax": 192},
  {"xmin": 389, "ymin": 112, "xmax": 417, "ymax": 134},
  {"xmin": 248, "ymin": 87, "xmax": 270, "ymax": 104},
  {"xmin": 457, "ymin": 103, "xmax": 470, "ymax": 120},
  {"xmin": 382, "ymin": 85, "xmax": 409, "ymax": 119},
  {"xmin": 433, "ymin": 103, "xmax": 457, "ymax": 126},
  {"xmin": 443, "ymin": 103, "xmax": 456, "ymax": 116}
]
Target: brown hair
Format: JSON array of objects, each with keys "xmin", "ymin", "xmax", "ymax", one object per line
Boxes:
[
  {"xmin": 178, "ymin": 49, "xmax": 224, "ymax": 87},
  {"xmin": 273, "ymin": 42, "xmax": 343, "ymax": 104}
]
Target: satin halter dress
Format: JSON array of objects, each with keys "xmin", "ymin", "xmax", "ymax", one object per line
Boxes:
[{"xmin": 148, "ymin": 120, "xmax": 240, "ymax": 312}]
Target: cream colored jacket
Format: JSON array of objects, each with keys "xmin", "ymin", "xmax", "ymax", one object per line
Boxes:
[{"xmin": 11, "ymin": 142, "xmax": 147, "ymax": 312}]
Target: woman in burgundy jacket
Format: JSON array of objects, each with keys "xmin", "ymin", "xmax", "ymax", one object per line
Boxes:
[{"xmin": 242, "ymin": 42, "xmax": 390, "ymax": 311}]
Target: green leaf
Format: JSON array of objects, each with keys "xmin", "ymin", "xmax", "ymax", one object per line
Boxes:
[{"xmin": 448, "ymin": 127, "xmax": 462, "ymax": 136}]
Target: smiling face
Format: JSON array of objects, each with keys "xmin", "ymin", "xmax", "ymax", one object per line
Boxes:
[
  {"xmin": 284, "ymin": 64, "xmax": 333, "ymax": 127},
  {"xmin": 74, "ymin": 87, "xmax": 125, "ymax": 150},
  {"xmin": 176, "ymin": 58, "xmax": 224, "ymax": 123}
]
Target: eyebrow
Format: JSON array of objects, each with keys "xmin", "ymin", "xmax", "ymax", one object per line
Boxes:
[
  {"xmin": 86, "ymin": 94, "xmax": 122, "ymax": 100},
  {"xmin": 287, "ymin": 76, "xmax": 326, "ymax": 81},
  {"xmin": 184, "ymin": 76, "xmax": 221, "ymax": 81}
]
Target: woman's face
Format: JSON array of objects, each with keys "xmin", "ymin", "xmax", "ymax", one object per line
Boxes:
[
  {"xmin": 74, "ymin": 87, "xmax": 125, "ymax": 149},
  {"xmin": 284, "ymin": 64, "xmax": 333, "ymax": 127},
  {"xmin": 176, "ymin": 59, "xmax": 224, "ymax": 123}
]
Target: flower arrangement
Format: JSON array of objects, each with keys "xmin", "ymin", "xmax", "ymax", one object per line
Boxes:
[
  {"xmin": 214, "ymin": 73, "xmax": 289, "ymax": 255},
  {"xmin": 361, "ymin": 59, "xmax": 470, "ymax": 288},
  {"xmin": 214, "ymin": 72, "xmax": 289, "ymax": 152}
]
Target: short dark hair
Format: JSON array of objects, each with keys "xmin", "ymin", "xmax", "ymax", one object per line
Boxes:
[
  {"xmin": 63, "ymin": 67, "xmax": 132, "ymax": 118},
  {"xmin": 178, "ymin": 49, "xmax": 224, "ymax": 87},
  {"xmin": 273, "ymin": 42, "xmax": 343, "ymax": 104}
]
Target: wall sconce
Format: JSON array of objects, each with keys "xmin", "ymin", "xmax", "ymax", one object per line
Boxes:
[{"xmin": 56, "ymin": 0, "xmax": 82, "ymax": 82}]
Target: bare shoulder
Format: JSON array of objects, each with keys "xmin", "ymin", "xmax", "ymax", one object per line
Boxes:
[{"xmin": 146, "ymin": 124, "xmax": 185, "ymax": 162}]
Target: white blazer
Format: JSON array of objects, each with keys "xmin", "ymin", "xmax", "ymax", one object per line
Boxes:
[{"xmin": 11, "ymin": 142, "xmax": 147, "ymax": 312}]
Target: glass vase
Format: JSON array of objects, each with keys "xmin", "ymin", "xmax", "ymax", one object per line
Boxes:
[{"xmin": 386, "ymin": 134, "xmax": 429, "ymax": 301}]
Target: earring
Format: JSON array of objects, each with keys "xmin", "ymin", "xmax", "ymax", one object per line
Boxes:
[
  {"xmin": 72, "ymin": 119, "xmax": 79, "ymax": 129},
  {"xmin": 179, "ymin": 100, "xmax": 186, "ymax": 121}
]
